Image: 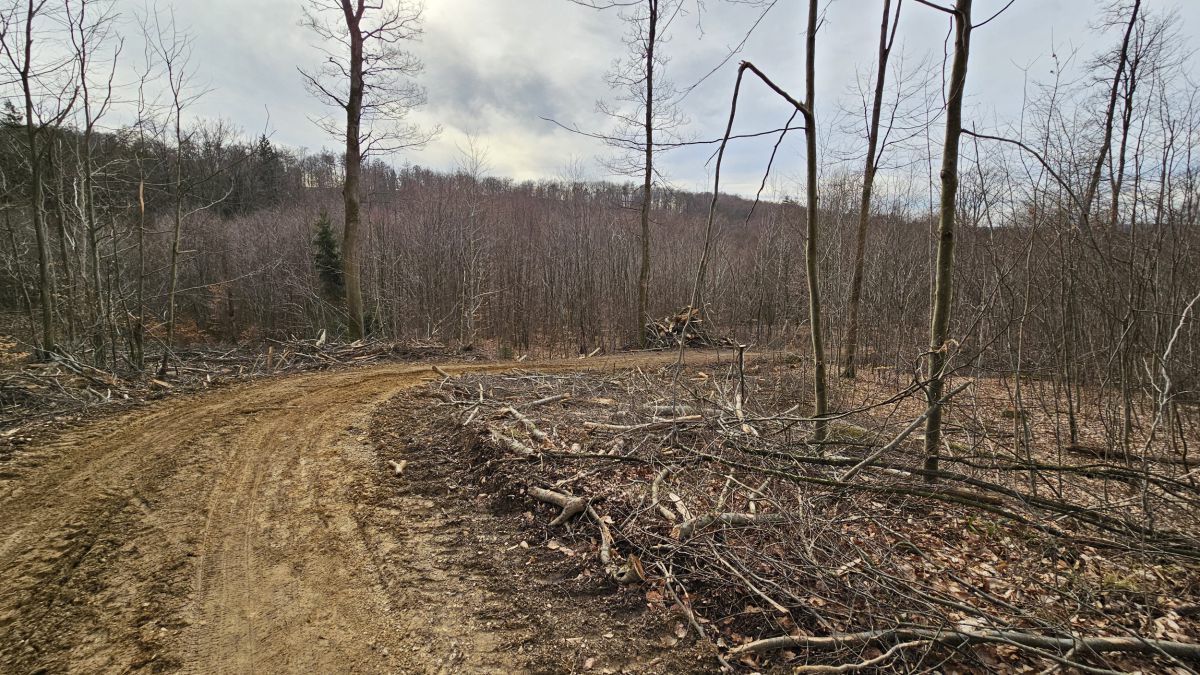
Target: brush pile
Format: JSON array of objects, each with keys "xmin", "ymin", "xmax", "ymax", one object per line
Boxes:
[
  {"xmin": 644, "ymin": 306, "xmax": 731, "ymax": 349},
  {"xmin": 400, "ymin": 358, "xmax": 1200, "ymax": 672}
]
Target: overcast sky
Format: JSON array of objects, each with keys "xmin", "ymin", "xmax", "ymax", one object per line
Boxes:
[{"xmin": 134, "ymin": 0, "xmax": 1200, "ymax": 195}]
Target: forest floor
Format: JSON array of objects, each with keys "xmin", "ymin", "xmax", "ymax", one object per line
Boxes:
[{"xmin": 0, "ymin": 351, "xmax": 720, "ymax": 674}]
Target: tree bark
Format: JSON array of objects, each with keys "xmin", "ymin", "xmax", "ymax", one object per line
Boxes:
[
  {"xmin": 82, "ymin": 113, "xmax": 106, "ymax": 359},
  {"xmin": 842, "ymin": 0, "xmax": 897, "ymax": 378},
  {"xmin": 923, "ymin": 0, "xmax": 971, "ymax": 478},
  {"xmin": 341, "ymin": 0, "xmax": 366, "ymax": 340},
  {"xmin": 636, "ymin": 0, "xmax": 656, "ymax": 348},
  {"xmin": 52, "ymin": 142, "xmax": 78, "ymax": 344},
  {"xmin": 17, "ymin": 1, "xmax": 55, "ymax": 358},
  {"xmin": 802, "ymin": 0, "xmax": 828, "ymax": 438},
  {"xmin": 134, "ymin": 177, "xmax": 145, "ymax": 370},
  {"xmin": 159, "ymin": 93, "xmax": 184, "ymax": 378}
]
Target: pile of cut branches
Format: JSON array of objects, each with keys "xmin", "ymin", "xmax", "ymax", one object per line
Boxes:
[
  {"xmin": 645, "ymin": 306, "xmax": 732, "ymax": 349},
  {"xmin": 414, "ymin": 359, "xmax": 1200, "ymax": 672}
]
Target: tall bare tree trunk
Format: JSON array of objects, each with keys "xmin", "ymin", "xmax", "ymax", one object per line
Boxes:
[
  {"xmin": 843, "ymin": 0, "xmax": 898, "ymax": 378},
  {"xmin": 341, "ymin": 0, "xmax": 366, "ymax": 340},
  {"xmin": 52, "ymin": 150, "xmax": 77, "ymax": 344},
  {"xmin": 1083, "ymin": 0, "xmax": 1140, "ymax": 230},
  {"xmin": 134, "ymin": 178, "xmax": 145, "ymax": 370},
  {"xmin": 636, "ymin": 0, "xmax": 656, "ymax": 348},
  {"xmin": 802, "ymin": 0, "xmax": 828, "ymax": 438},
  {"xmin": 1058, "ymin": 0, "xmax": 1139, "ymax": 445},
  {"xmin": 16, "ymin": 1, "xmax": 56, "ymax": 358},
  {"xmin": 83, "ymin": 135, "xmax": 105, "ymax": 352},
  {"xmin": 158, "ymin": 102, "xmax": 184, "ymax": 379},
  {"xmin": 27, "ymin": 128, "xmax": 53, "ymax": 357},
  {"xmin": 923, "ymin": 0, "xmax": 971, "ymax": 478},
  {"xmin": 3, "ymin": 208, "xmax": 36, "ymax": 334}
]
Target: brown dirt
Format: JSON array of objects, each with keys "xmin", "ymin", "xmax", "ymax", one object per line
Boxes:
[{"xmin": 0, "ymin": 352, "xmax": 726, "ymax": 674}]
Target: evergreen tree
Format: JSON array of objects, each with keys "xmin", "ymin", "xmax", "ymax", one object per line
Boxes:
[
  {"xmin": 254, "ymin": 134, "xmax": 285, "ymax": 206},
  {"xmin": 1, "ymin": 100, "xmax": 22, "ymax": 129},
  {"xmin": 312, "ymin": 210, "xmax": 344, "ymax": 303}
]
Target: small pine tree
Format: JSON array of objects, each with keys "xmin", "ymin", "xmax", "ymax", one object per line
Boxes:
[
  {"xmin": 254, "ymin": 134, "xmax": 286, "ymax": 206},
  {"xmin": 1, "ymin": 100, "xmax": 21, "ymax": 129},
  {"xmin": 312, "ymin": 210, "xmax": 344, "ymax": 303}
]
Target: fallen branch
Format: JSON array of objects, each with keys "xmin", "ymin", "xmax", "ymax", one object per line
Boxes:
[
  {"xmin": 794, "ymin": 639, "xmax": 929, "ymax": 673},
  {"xmin": 656, "ymin": 561, "xmax": 706, "ymax": 639},
  {"xmin": 521, "ymin": 393, "xmax": 571, "ymax": 409},
  {"xmin": 527, "ymin": 486, "xmax": 587, "ymax": 526},
  {"xmin": 711, "ymin": 545, "xmax": 789, "ymax": 615},
  {"xmin": 728, "ymin": 627, "xmax": 1200, "ymax": 661},
  {"xmin": 839, "ymin": 380, "xmax": 972, "ymax": 482},
  {"xmin": 651, "ymin": 468, "xmax": 678, "ymax": 522},
  {"xmin": 584, "ymin": 415, "xmax": 703, "ymax": 433},
  {"xmin": 488, "ymin": 428, "xmax": 537, "ymax": 457},
  {"xmin": 501, "ymin": 406, "xmax": 550, "ymax": 445},
  {"xmin": 676, "ymin": 511, "xmax": 793, "ymax": 540}
]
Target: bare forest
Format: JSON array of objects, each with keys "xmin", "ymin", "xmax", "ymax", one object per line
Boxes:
[{"xmin": 1, "ymin": 0, "xmax": 1200, "ymax": 673}]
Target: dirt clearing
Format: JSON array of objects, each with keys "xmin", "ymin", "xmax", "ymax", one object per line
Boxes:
[{"xmin": 0, "ymin": 352, "xmax": 721, "ymax": 674}]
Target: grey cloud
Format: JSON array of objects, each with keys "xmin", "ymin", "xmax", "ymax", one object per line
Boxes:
[{"xmin": 103, "ymin": 0, "xmax": 1200, "ymax": 194}]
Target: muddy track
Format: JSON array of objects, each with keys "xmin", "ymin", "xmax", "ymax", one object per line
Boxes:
[{"xmin": 0, "ymin": 353, "xmax": 710, "ymax": 674}]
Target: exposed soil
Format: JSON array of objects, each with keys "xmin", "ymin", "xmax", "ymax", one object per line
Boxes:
[
  {"xmin": 364, "ymin": 387, "xmax": 714, "ymax": 674},
  {"xmin": 0, "ymin": 352, "xmax": 728, "ymax": 674}
]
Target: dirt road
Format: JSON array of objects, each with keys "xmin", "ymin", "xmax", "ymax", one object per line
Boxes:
[{"xmin": 0, "ymin": 354, "xmax": 715, "ymax": 674}]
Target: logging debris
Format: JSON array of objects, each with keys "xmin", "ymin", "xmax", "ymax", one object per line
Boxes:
[
  {"xmin": 643, "ymin": 306, "xmax": 733, "ymax": 349},
  {"xmin": 0, "ymin": 337, "xmax": 462, "ymax": 441},
  {"xmin": 384, "ymin": 358, "xmax": 1200, "ymax": 672}
]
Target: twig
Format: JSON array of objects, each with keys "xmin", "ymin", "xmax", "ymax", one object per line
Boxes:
[{"xmin": 793, "ymin": 639, "xmax": 929, "ymax": 673}]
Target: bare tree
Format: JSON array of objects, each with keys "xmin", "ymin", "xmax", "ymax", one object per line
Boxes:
[
  {"xmin": 67, "ymin": 0, "xmax": 120, "ymax": 364},
  {"xmin": 300, "ymin": 0, "xmax": 434, "ymax": 339},
  {"xmin": 128, "ymin": 41, "xmax": 156, "ymax": 371},
  {"xmin": 568, "ymin": 0, "xmax": 686, "ymax": 347},
  {"xmin": 0, "ymin": 0, "xmax": 78, "ymax": 358},
  {"xmin": 145, "ymin": 9, "xmax": 198, "ymax": 377},
  {"xmin": 801, "ymin": 0, "xmax": 828, "ymax": 437},
  {"xmin": 918, "ymin": 0, "xmax": 971, "ymax": 477},
  {"xmin": 842, "ymin": 0, "xmax": 902, "ymax": 378}
]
